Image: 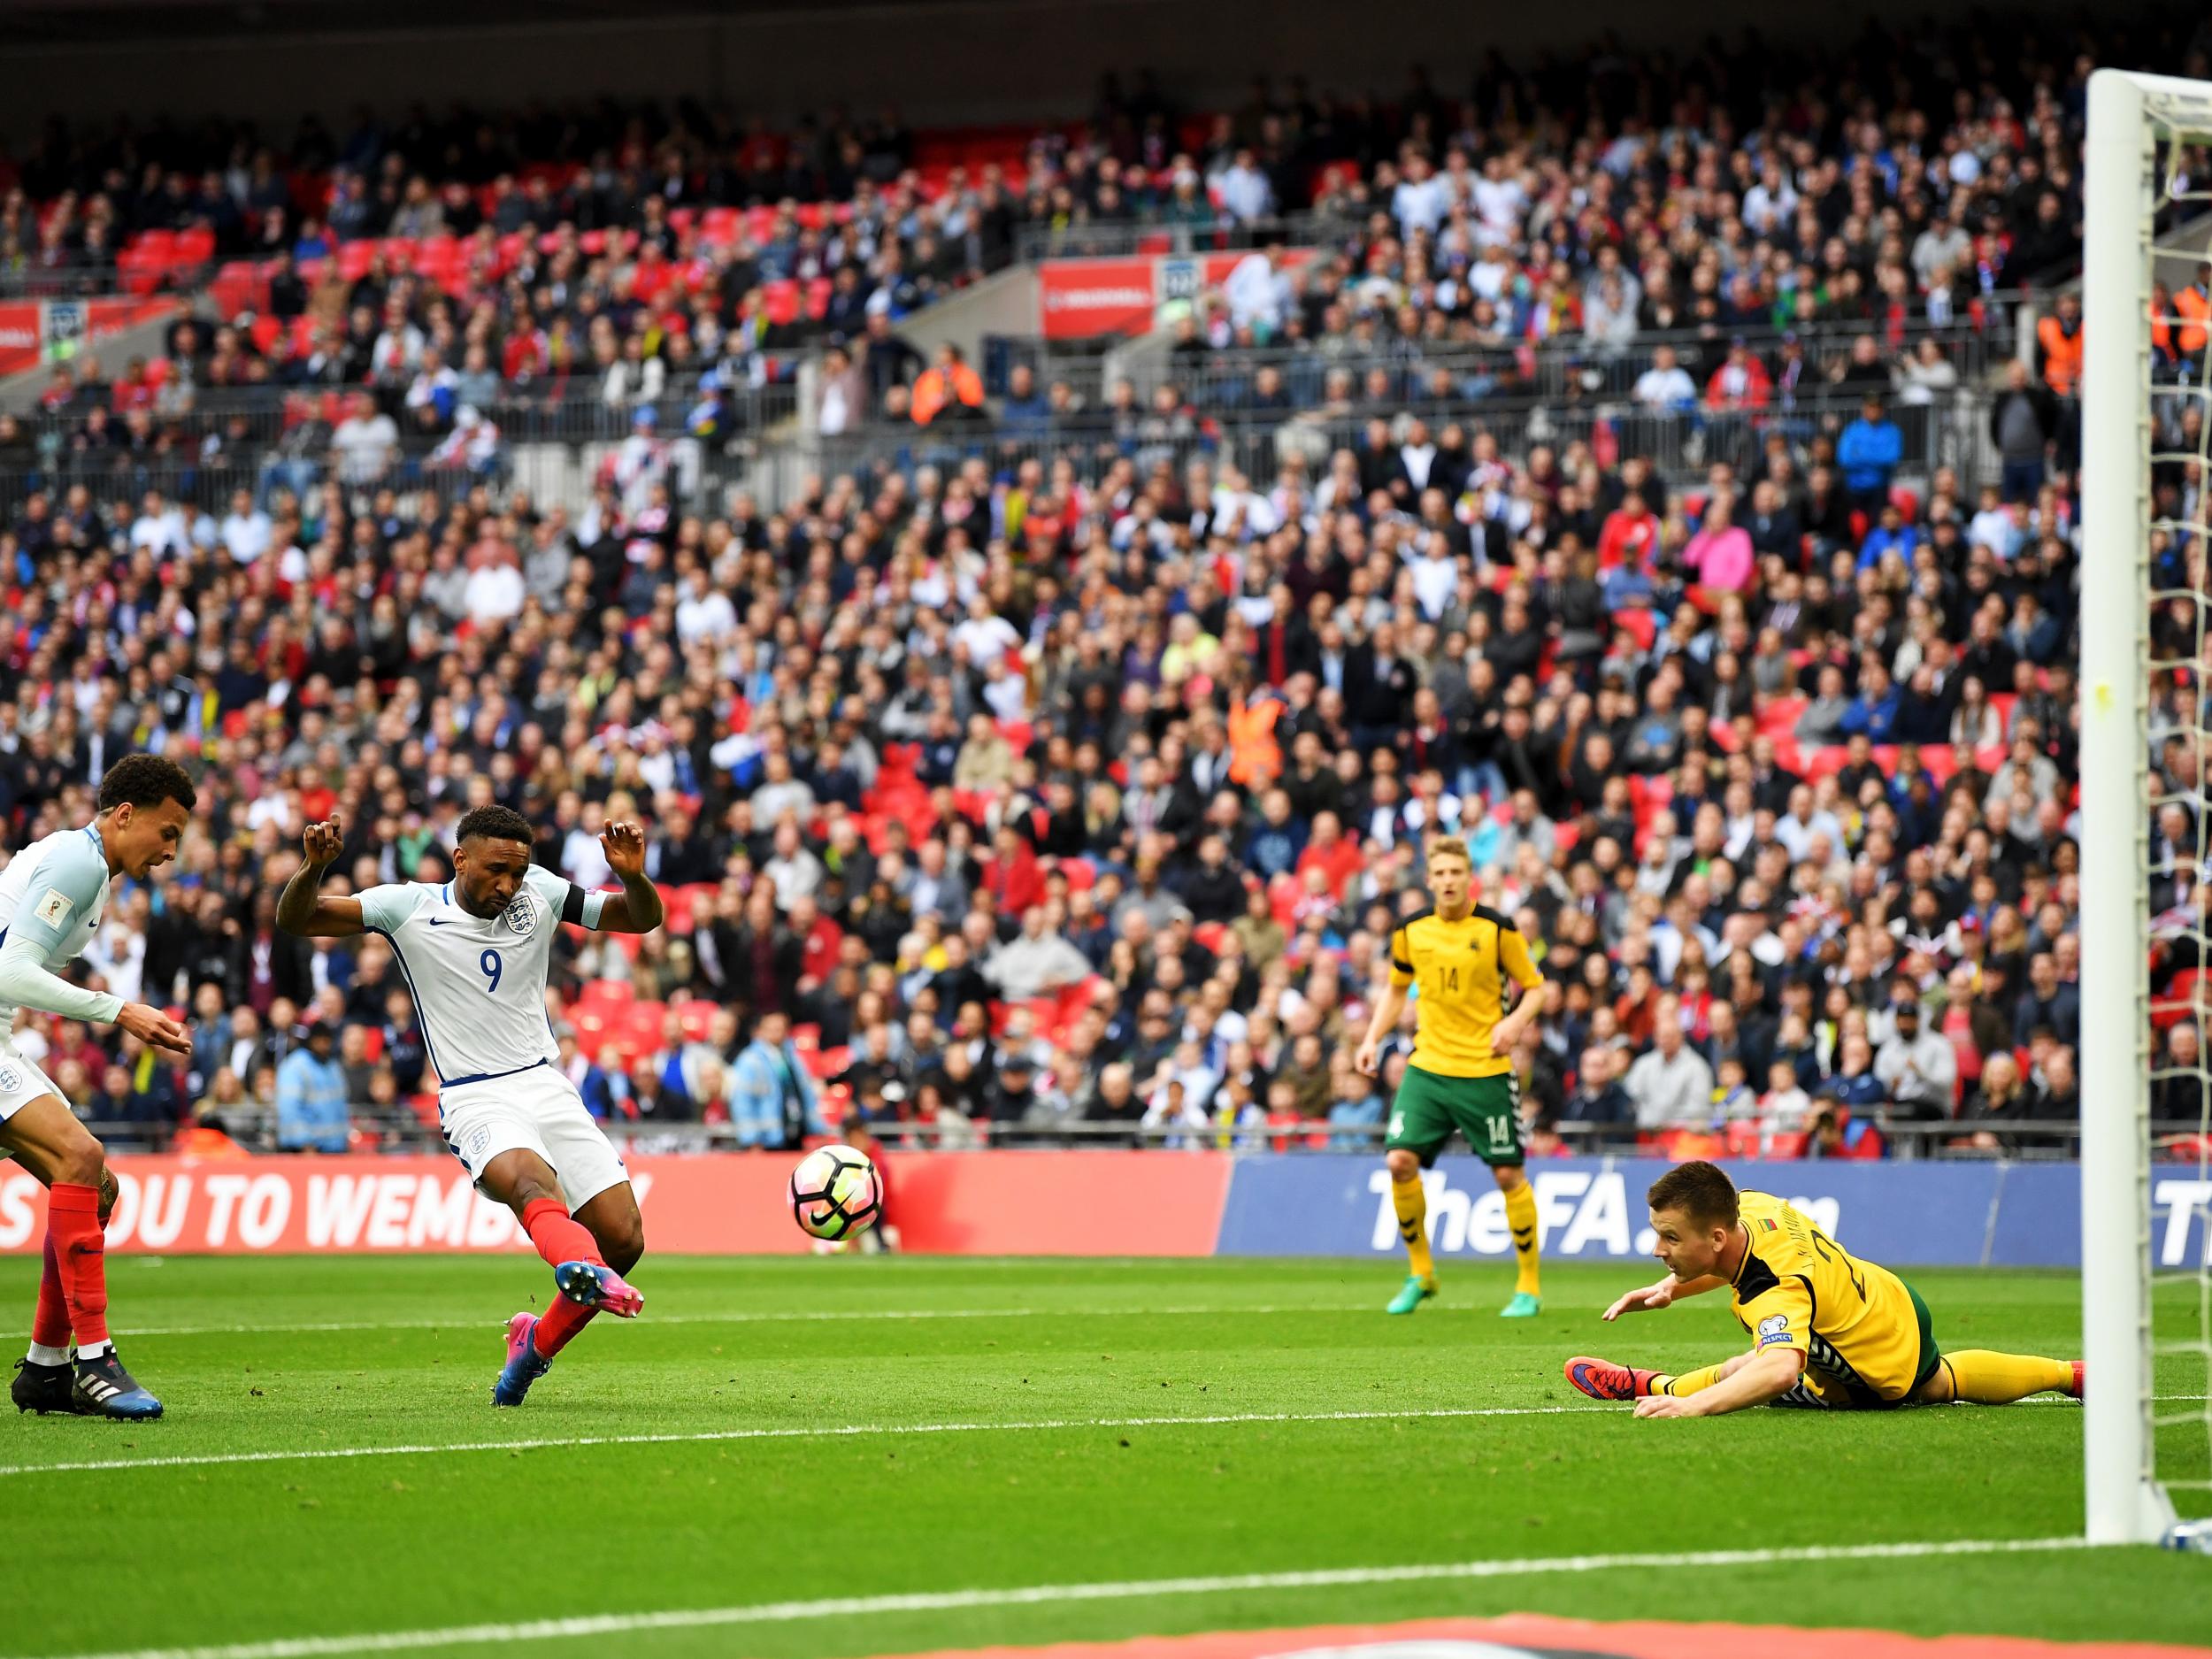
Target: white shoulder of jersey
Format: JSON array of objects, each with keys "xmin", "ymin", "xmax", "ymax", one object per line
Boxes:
[
  {"xmin": 524, "ymin": 862, "xmax": 608, "ymax": 930},
  {"xmin": 354, "ymin": 882, "xmax": 433, "ymax": 934}
]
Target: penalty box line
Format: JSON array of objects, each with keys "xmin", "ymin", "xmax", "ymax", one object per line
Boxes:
[{"xmin": 15, "ymin": 1537, "xmax": 2100, "ymax": 1659}]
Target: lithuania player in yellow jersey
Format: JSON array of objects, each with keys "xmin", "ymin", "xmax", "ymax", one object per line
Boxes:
[
  {"xmin": 1355, "ymin": 837, "xmax": 1548, "ymax": 1319},
  {"xmin": 1564, "ymin": 1161, "xmax": 2084, "ymax": 1416}
]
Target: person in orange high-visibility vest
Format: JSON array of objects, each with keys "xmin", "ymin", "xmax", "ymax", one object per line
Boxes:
[
  {"xmin": 2174, "ymin": 262, "xmax": 2211, "ymax": 363},
  {"xmin": 910, "ymin": 343, "xmax": 985, "ymax": 426},
  {"xmin": 1227, "ymin": 691, "xmax": 1284, "ymax": 789},
  {"xmin": 2034, "ymin": 292, "xmax": 2083, "ymax": 397}
]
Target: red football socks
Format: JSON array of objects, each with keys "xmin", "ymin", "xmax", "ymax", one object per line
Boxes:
[
  {"xmin": 47, "ymin": 1184, "xmax": 110, "ymax": 1350},
  {"xmin": 31, "ymin": 1233, "xmax": 71, "ymax": 1352},
  {"xmin": 534, "ymin": 1294, "xmax": 597, "ymax": 1359},
  {"xmin": 519, "ymin": 1198, "xmax": 607, "ymax": 1360},
  {"xmin": 520, "ymin": 1197, "xmax": 603, "ymax": 1271}
]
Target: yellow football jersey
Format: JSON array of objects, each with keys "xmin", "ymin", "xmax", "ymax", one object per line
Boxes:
[
  {"xmin": 1388, "ymin": 904, "xmax": 1545, "ymax": 1079},
  {"xmin": 1729, "ymin": 1190, "xmax": 1930, "ymax": 1405}
]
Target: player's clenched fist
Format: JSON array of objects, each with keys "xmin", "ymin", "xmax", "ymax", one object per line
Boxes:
[
  {"xmin": 302, "ymin": 818, "xmax": 345, "ymax": 870},
  {"xmin": 600, "ymin": 820, "xmax": 648, "ymax": 877}
]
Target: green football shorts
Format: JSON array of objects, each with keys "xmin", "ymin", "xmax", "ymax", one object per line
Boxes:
[{"xmin": 1386, "ymin": 1064, "xmax": 1525, "ymax": 1167}]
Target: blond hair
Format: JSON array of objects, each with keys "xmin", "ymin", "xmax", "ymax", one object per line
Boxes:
[{"xmin": 1426, "ymin": 836, "xmax": 1472, "ymax": 868}]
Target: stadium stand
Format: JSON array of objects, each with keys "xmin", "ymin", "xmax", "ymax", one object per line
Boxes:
[{"xmin": 0, "ymin": 18, "xmax": 2184, "ymax": 1163}]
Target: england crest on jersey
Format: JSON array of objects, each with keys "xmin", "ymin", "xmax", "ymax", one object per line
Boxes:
[{"xmin": 502, "ymin": 892, "xmax": 539, "ymax": 935}]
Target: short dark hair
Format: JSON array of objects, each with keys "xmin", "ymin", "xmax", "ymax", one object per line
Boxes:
[
  {"xmin": 1647, "ymin": 1160, "xmax": 1740, "ymax": 1230},
  {"xmin": 455, "ymin": 804, "xmax": 535, "ymax": 848},
  {"xmin": 97, "ymin": 754, "xmax": 197, "ymax": 816}
]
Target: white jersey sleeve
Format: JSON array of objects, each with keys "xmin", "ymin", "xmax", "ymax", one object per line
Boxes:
[
  {"xmin": 356, "ymin": 883, "xmax": 430, "ymax": 934},
  {"xmin": 0, "ymin": 826, "xmax": 122, "ymax": 1031},
  {"xmin": 523, "ymin": 862, "xmax": 608, "ymax": 930}
]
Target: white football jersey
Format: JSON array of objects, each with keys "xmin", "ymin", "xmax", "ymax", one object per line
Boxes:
[
  {"xmin": 357, "ymin": 864, "xmax": 606, "ymax": 1088},
  {"xmin": 0, "ymin": 825, "xmax": 115, "ymax": 1041}
]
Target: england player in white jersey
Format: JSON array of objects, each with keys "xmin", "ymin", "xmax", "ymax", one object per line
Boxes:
[
  {"xmin": 4, "ymin": 756, "xmax": 196, "ymax": 1421},
  {"xmin": 277, "ymin": 803, "xmax": 665, "ymax": 1407}
]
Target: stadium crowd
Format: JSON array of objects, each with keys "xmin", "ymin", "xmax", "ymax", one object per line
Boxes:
[
  {"xmin": 0, "ymin": 11, "xmax": 2150, "ymax": 474},
  {"xmin": 0, "ymin": 16, "xmax": 2197, "ymax": 1163}
]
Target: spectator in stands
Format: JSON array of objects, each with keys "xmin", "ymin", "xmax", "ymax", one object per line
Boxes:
[
  {"xmin": 910, "ymin": 342, "xmax": 985, "ymax": 426},
  {"xmin": 1957, "ymin": 1052, "xmax": 2035, "ymax": 1153},
  {"xmin": 1563, "ymin": 1044, "xmax": 1634, "ymax": 1148},
  {"xmin": 1873, "ymin": 994, "xmax": 1957, "ymax": 1120},
  {"xmin": 1623, "ymin": 999, "xmax": 1714, "ymax": 1131},
  {"xmin": 1989, "ymin": 360, "xmax": 2059, "ymax": 503},
  {"xmin": 1837, "ymin": 396, "xmax": 1905, "ymax": 518},
  {"xmin": 275, "ymin": 1021, "xmax": 349, "ymax": 1154},
  {"xmin": 730, "ymin": 1010, "xmax": 826, "ymax": 1151},
  {"xmin": 2014, "ymin": 951, "xmax": 2082, "ymax": 1048}
]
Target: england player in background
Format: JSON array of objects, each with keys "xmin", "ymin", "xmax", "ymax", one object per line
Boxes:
[
  {"xmin": 278, "ymin": 804, "xmax": 665, "ymax": 1406},
  {"xmin": 5, "ymin": 756, "xmax": 197, "ymax": 1421}
]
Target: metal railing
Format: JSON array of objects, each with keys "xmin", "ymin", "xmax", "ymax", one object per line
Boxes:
[
  {"xmin": 1013, "ymin": 212, "xmax": 1363, "ymax": 265},
  {"xmin": 1, "ymin": 373, "xmax": 798, "ymax": 512},
  {"xmin": 752, "ymin": 385, "xmax": 1999, "ymax": 511}
]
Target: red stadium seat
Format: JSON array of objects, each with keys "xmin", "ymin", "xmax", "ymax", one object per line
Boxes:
[
  {"xmin": 1756, "ymin": 697, "xmax": 1807, "ymax": 739},
  {"xmin": 620, "ymin": 1002, "xmax": 668, "ymax": 1049},
  {"xmin": 761, "ymin": 279, "xmax": 801, "ymax": 326},
  {"xmin": 575, "ymin": 979, "xmax": 634, "ymax": 1016},
  {"xmin": 211, "ymin": 260, "xmax": 266, "ymax": 320}
]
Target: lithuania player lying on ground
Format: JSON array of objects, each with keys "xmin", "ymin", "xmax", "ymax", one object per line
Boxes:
[{"xmin": 1565, "ymin": 1161, "xmax": 2083, "ymax": 1417}]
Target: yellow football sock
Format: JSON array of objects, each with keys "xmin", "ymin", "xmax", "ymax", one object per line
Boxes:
[
  {"xmin": 1662, "ymin": 1362, "xmax": 1732, "ymax": 1397},
  {"xmin": 1940, "ymin": 1351, "xmax": 2077, "ymax": 1404},
  {"xmin": 1503, "ymin": 1179, "xmax": 1540, "ymax": 1297},
  {"xmin": 1392, "ymin": 1175, "xmax": 1434, "ymax": 1281}
]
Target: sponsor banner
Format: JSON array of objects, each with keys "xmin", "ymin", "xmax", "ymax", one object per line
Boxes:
[
  {"xmin": 1038, "ymin": 259, "xmax": 1159, "ymax": 339},
  {"xmin": 1213, "ymin": 1156, "xmax": 2102, "ymax": 1268},
  {"xmin": 0, "ymin": 296, "xmax": 176, "ymax": 377},
  {"xmin": 0, "ymin": 1150, "xmax": 1231, "ymax": 1256},
  {"xmin": 896, "ymin": 1612, "xmax": 2212, "ymax": 1659},
  {"xmin": 0, "ymin": 302, "xmax": 42, "ymax": 377},
  {"xmin": 1037, "ymin": 250, "xmax": 1316, "ymax": 339}
]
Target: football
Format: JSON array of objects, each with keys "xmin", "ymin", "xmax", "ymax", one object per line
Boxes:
[{"xmin": 788, "ymin": 1146, "xmax": 882, "ymax": 1242}]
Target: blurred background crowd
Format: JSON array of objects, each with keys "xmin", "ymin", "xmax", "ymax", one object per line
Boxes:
[{"xmin": 0, "ymin": 12, "xmax": 2204, "ymax": 1165}]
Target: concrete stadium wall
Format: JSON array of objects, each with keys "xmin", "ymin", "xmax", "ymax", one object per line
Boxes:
[{"xmin": 4, "ymin": 0, "xmax": 2075, "ymax": 142}]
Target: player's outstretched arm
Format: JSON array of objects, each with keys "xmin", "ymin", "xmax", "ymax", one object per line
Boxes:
[
  {"xmin": 1602, "ymin": 1271, "xmax": 1727, "ymax": 1320},
  {"xmin": 277, "ymin": 818, "xmax": 366, "ymax": 938},
  {"xmin": 594, "ymin": 821, "xmax": 666, "ymax": 935},
  {"xmin": 1634, "ymin": 1345, "xmax": 1804, "ymax": 1418}
]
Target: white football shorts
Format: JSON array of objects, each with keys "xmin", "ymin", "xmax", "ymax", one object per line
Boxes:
[
  {"xmin": 0, "ymin": 1042, "xmax": 65, "ymax": 1130},
  {"xmin": 438, "ymin": 1063, "xmax": 630, "ymax": 1210}
]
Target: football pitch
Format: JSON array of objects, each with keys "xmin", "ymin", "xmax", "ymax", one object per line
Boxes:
[{"xmin": 0, "ymin": 1256, "xmax": 2206, "ymax": 1658}]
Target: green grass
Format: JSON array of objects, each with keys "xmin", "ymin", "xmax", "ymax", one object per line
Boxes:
[{"xmin": 0, "ymin": 1256, "xmax": 2205, "ymax": 1658}]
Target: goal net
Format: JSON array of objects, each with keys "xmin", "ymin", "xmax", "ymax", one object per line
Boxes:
[{"xmin": 2082, "ymin": 68, "xmax": 2212, "ymax": 1544}]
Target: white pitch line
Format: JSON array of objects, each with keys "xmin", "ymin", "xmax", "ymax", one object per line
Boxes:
[
  {"xmin": 0, "ymin": 1393, "xmax": 2131, "ymax": 1482},
  {"xmin": 109, "ymin": 1303, "xmax": 1386, "ymax": 1339},
  {"xmin": 12, "ymin": 1536, "xmax": 2099, "ymax": 1659},
  {"xmin": 0, "ymin": 1402, "xmax": 1607, "ymax": 1480}
]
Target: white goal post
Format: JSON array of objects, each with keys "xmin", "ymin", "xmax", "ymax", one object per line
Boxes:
[{"xmin": 2080, "ymin": 66, "xmax": 2212, "ymax": 1547}]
